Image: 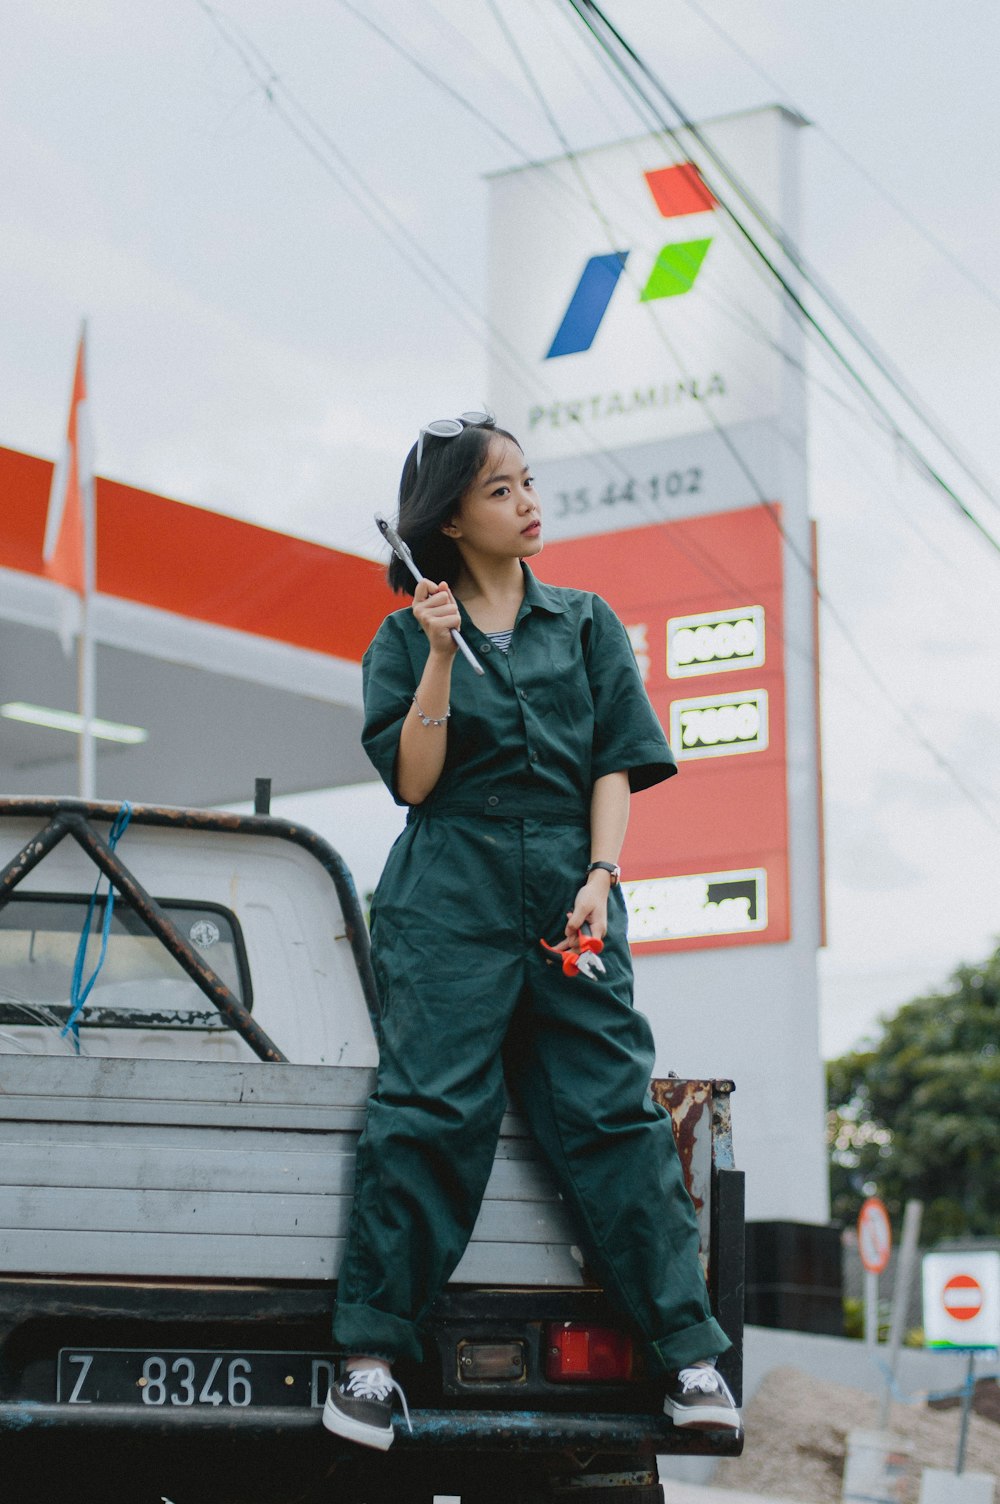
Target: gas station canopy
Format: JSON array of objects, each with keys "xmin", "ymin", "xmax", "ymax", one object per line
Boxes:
[{"xmin": 0, "ymin": 446, "xmax": 396, "ymax": 806}]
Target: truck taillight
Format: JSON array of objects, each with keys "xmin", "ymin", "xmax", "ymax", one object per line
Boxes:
[{"xmin": 544, "ymin": 1322, "xmax": 635, "ymax": 1382}]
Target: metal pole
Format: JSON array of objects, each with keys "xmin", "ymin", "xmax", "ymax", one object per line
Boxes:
[
  {"xmin": 78, "ymin": 591, "xmax": 96, "ymax": 800},
  {"xmin": 865, "ymin": 1269, "xmax": 879, "ymax": 1350},
  {"xmin": 955, "ymin": 1349, "xmax": 975, "ymax": 1475},
  {"xmin": 68, "ymin": 814, "xmax": 288, "ymax": 1064},
  {"xmin": 77, "ymin": 343, "xmax": 97, "ymax": 802},
  {"xmin": 877, "ymin": 1199, "xmax": 922, "ymax": 1426},
  {"xmin": 0, "ymin": 816, "xmax": 71, "ymax": 911}
]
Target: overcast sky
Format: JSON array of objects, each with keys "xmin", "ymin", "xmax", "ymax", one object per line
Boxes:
[{"xmin": 3, "ymin": 0, "xmax": 999, "ymax": 1058}]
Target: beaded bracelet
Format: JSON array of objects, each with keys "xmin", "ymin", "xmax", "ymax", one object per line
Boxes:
[{"xmin": 412, "ymin": 692, "xmax": 450, "ymax": 727}]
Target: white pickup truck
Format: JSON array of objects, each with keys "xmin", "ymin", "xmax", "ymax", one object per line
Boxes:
[{"xmin": 0, "ymin": 796, "xmax": 744, "ymax": 1504}]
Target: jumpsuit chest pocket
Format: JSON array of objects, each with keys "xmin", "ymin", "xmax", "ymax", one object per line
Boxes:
[{"xmin": 502, "ymin": 622, "xmax": 595, "ymax": 746}]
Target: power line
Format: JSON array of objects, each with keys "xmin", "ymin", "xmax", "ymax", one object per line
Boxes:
[
  {"xmin": 193, "ymin": 0, "xmax": 790, "ymax": 589},
  {"xmin": 337, "ymin": 0, "xmax": 947, "ymax": 598},
  {"xmin": 193, "ymin": 0, "xmax": 617, "ymax": 466},
  {"xmin": 482, "ymin": 0, "xmax": 828, "ymax": 667},
  {"xmin": 331, "ymin": 0, "xmax": 541, "ymax": 177},
  {"xmin": 568, "ymin": 0, "xmax": 1000, "ymax": 535},
  {"xmin": 527, "ymin": 0, "xmax": 969, "ymax": 584},
  {"xmin": 201, "ymin": 0, "xmax": 856, "ymax": 698},
  {"xmin": 548, "ymin": 1, "xmax": 999, "ymax": 825},
  {"xmin": 195, "ymin": 0, "xmax": 800, "ymax": 629},
  {"xmin": 349, "ymin": 0, "xmax": 977, "ymax": 603},
  {"xmin": 563, "ymin": 0, "xmax": 1000, "ymax": 559},
  {"xmin": 677, "ymin": 0, "xmax": 1000, "ymax": 323},
  {"xmin": 194, "ymin": 0, "xmax": 998, "ymax": 824}
]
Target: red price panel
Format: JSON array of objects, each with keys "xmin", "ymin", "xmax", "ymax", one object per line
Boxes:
[{"xmin": 540, "ymin": 503, "xmax": 790, "ymax": 952}]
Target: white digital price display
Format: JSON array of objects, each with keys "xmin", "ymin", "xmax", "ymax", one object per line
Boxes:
[
  {"xmin": 623, "ymin": 869, "xmax": 768, "ymax": 943},
  {"xmin": 667, "ymin": 606, "xmax": 765, "ymax": 678},
  {"xmin": 670, "ymin": 689, "xmax": 768, "ymax": 760}
]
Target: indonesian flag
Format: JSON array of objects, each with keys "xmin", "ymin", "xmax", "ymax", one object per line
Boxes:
[{"xmin": 43, "ymin": 325, "xmax": 94, "ymax": 597}]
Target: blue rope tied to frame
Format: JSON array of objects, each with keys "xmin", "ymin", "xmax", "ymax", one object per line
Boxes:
[{"xmin": 62, "ymin": 802, "xmax": 133, "ymax": 1052}]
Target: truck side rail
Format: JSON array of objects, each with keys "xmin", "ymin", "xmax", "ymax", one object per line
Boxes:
[{"xmin": 0, "ymin": 1057, "xmax": 733, "ymax": 1289}]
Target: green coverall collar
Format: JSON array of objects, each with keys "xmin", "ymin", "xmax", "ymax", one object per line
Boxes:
[{"xmin": 517, "ymin": 564, "xmax": 568, "ymax": 619}]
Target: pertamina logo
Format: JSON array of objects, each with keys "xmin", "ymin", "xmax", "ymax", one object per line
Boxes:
[{"xmin": 545, "ymin": 163, "xmax": 717, "ymax": 360}]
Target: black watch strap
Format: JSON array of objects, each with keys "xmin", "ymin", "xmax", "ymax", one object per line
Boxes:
[{"xmin": 586, "ymin": 860, "xmax": 621, "ymax": 886}]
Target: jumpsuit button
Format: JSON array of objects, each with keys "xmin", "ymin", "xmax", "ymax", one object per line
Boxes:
[
  {"xmin": 530, "ymin": 752, "xmax": 539, "ymax": 763},
  {"xmin": 519, "ymin": 690, "xmax": 527, "ymax": 700},
  {"xmin": 480, "ymin": 642, "xmax": 492, "ymax": 654},
  {"xmin": 487, "ymin": 795, "xmax": 499, "ymax": 807}
]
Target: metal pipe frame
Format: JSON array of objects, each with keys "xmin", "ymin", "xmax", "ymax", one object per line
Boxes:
[
  {"xmin": 67, "ymin": 814, "xmax": 286, "ymax": 1064},
  {"xmin": 0, "ymin": 796, "xmax": 381, "ymax": 1036},
  {"xmin": 0, "ymin": 800, "xmax": 308, "ymax": 1063}
]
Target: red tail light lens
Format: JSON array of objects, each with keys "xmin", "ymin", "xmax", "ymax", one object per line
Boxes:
[{"xmin": 544, "ymin": 1322, "xmax": 635, "ymax": 1382}]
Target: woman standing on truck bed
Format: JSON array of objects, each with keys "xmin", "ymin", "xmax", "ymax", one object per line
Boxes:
[{"xmin": 324, "ymin": 413, "xmax": 740, "ymax": 1450}]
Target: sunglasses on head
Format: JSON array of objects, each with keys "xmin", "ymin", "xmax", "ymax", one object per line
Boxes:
[{"xmin": 415, "ymin": 411, "xmax": 492, "ymax": 470}]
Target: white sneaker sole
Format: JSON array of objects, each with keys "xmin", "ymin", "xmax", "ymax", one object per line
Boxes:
[
  {"xmin": 663, "ymin": 1398, "xmax": 742, "ymax": 1430},
  {"xmin": 322, "ymin": 1394, "xmax": 395, "ymax": 1451}
]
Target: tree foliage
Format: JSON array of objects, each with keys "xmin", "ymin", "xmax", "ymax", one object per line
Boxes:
[{"xmin": 826, "ymin": 943, "xmax": 1000, "ymax": 1242}]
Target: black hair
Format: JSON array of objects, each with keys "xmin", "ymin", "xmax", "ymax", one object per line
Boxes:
[{"xmin": 386, "ymin": 414, "xmax": 522, "ymax": 595}]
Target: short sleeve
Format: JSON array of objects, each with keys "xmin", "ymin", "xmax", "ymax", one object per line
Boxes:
[
  {"xmin": 587, "ymin": 596, "xmax": 676, "ymax": 792},
  {"xmin": 361, "ymin": 615, "xmax": 417, "ymax": 805}
]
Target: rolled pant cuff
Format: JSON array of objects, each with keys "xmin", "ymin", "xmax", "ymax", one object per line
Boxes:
[
  {"xmin": 332, "ymin": 1301, "xmax": 424, "ymax": 1364},
  {"xmin": 645, "ymin": 1316, "xmax": 731, "ymax": 1375}
]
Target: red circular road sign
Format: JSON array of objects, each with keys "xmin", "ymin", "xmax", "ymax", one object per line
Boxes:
[
  {"xmin": 943, "ymin": 1274, "xmax": 983, "ymax": 1321},
  {"xmin": 857, "ymin": 1197, "xmax": 892, "ymax": 1274}
]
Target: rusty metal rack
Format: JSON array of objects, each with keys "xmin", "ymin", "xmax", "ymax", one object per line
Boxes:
[{"xmin": 0, "ymin": 796, "xmax": 381, "ymax": 1064}]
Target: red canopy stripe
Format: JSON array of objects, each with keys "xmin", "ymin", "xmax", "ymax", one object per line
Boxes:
[{"xmin": 1, "ymin": 446, "xmax": 397, "ymax": 664}]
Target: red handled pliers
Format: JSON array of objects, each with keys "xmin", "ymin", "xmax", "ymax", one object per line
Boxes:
[{"xmin": 539, "ymin": 922, "xmax": 606, "ymax": 980}]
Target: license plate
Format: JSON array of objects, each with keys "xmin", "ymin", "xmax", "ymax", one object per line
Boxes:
[{"xmin": 57, "ymin": 1348, "xmax": 336, "ymax": 1408}]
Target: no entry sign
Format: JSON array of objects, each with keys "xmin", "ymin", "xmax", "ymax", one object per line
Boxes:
[
  {"xmin": 923, "ymin": 1251, "xmax": 1000, "ymax": 1349},
  {"xmin": 857, "ymin": 1197, "xmax": 892, "ymax": 1274},
  {"xmin": 943, "ymin": 1274, "xmax": 983, "ymax": 1321}
]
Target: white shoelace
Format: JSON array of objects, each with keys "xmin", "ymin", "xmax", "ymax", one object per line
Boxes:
[
  {"xmin": 344, "ymin": 1366, "xmax": 413, "ymax": 1432},
  {"xmin": 676, "ymin": 1364, "xmax": 725, "ymax": 1395}
]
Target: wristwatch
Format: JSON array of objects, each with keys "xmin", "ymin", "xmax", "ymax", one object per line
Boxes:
[{"xmin": 586, "ymin": 860, "xmax": 621, "ymax": 886}]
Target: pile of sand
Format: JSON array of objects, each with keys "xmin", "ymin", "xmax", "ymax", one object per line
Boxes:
[{"xmin": 709, "ymin": 1366, "xmax": 999, "ymax": 1504}]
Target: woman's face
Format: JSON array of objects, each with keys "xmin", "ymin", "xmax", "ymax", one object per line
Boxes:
[{"xmin": 444, "ymin": 434, "xmax": 542, "ymax": 564}]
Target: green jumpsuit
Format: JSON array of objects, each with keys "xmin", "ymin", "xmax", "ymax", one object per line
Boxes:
[{"xmin": 332, "ymin": 565, "xmax": 729, "ymax": 1374}]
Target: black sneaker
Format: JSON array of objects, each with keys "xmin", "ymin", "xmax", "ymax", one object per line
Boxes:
[
  {"xmin": 663, "ymin": 1362, "xmax": 741, "ymax": 1431},
  {"xmin": 322, "ymin": 1365, "xmax": 412, "ymax": 1451}
]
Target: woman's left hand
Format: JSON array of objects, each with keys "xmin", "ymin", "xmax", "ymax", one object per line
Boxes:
[{"xmin": 554, "ymin": 874, "xmax": 611, "ymax": 951}]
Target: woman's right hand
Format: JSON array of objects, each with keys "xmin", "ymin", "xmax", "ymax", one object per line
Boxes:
[{"xmin": 413, "ymin": 579, "xmax": 461, "ymax": 657}]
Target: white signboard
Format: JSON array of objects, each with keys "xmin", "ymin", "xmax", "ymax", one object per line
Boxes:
[
  {"xmin": 488, "ymin": 110, "xmax": 789, "ymax": 464},
  {"xmin": 488, "ymin": 106, "xmax": 830, "ymax": 1225},
  {"xmin": 922, "ymin": 1251, "xmax": 1000, "ymax": 1349}
]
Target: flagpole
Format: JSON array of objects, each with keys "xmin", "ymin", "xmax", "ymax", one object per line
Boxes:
[
  {"xmin": 77, "ymin": 323, "xmax": 97, "ymax": 800},
  {"xmin": 78, "ymin": 578, "xmax": 96, "ymax": 800}
]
